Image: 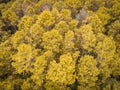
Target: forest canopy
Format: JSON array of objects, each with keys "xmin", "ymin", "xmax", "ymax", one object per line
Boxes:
[{"xmin": 0, "ymin": 0, "xmax": 120, "ymax": 90}]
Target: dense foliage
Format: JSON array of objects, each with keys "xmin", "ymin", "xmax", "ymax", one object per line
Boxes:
[{"xmin": 0, "ymin": 0, "xmax": 120, "ymax": 90}]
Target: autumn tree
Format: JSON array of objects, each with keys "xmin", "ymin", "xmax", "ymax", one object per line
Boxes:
[
  {"xmin": 46, "ymin": 53, "xmax": 75, "ymax": 86},
  {"xmin": 12, "ymin": 43, "xmax": 38, "ymax": 74},
  {"xmin": 55, "ymin": 21, "xmax": 69, "ymax": 36},
  {"xmin": 37, "ymin": 10, "xmax": 55, "ymax": 29},
  {"xmin": 77, "ymin": 55, "xmax": 99, "ymax": 89},
  {"xmin": 63, "ymin": 30, "xmax": 75, "ymax": 53},
  {"xmin": 0, "ymin": 0, "xmax": 120, "ymax": 90},
  {"xmin": 0, "ymin": 40, "xmax": 13, "ymax": 80},
  {"xmin": 95, "ymin": 34, "xmax": 116, "ymax": 83},
  {"xmin": 42, "ymin": 29, "xmax": 62, "ymax": 53},
  {"xmin": 75, "ymin": 24, "xmax": 96, "ymax": 52}
]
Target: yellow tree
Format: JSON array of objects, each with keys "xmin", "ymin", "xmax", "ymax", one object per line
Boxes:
[
  {"xmin": 37, "ymin": 10, "xmax": 55, "ymax": 29},
  {"xmin": 46, "ymin": 53, "xmax": 76, "ymax": 85},
  {"xmin": 108, "ymin": 21, "xmax": 120, "ymax": 78},
  {"xmin": 2, "ymin": 9, "xmax": 18, "ymax": 25},
  {"xmin": 75, "ymin": 24, "xmax": 96, "ymax": 52},
  {"xmin": 108, "ymin": 20, "xmax": 120, "ymax": 55},
  {"xmin": 77, "ymin": 55, "xmax": 99, "ymax": 88},
  {"xmin": 109, "ymin": 1, "xmax": 120, "ymax": 20},
  {"xmin": 95, "ymin": 34, "xmax": 116, "ymax": 83},
  {"xmin": 12, "ymin": 43, "xmax": 38, "ymax": 74},
  {"xmin": 55, "ymin": 21, "xmax": 69, "ymax": 36},
  {"xmin": 0, "ymin": 19, "xmax": 9, "ymax": 42},
  {"xmin": 87, "ymin": 12, "xmax": 105, "ymax": 34},
  {"xmin": 53, "ymin": 1, "xmax": 67, "ymax": 11},
  {"xmin": 45, "ymin": 81, "xmax": 70, "ymax": 90},
  {"xmin": 0, "ymin": 40, "xmax": 13, "ymax": 79},
  {"xmin": 60, "ymin": 9, "xmax": 72, "ymax": 22},
  {"xmin": 65, "ymin": 0, "xmax": 82, "ymax": 9},
  {"xmin": 102, "ymin": 78, "xmax": 120, "ymax": 90},
  {"xmin": 29, "ymin": 23, "xmax": 45, "ymax": 47},
  {"xmin": 21, "ymin": 50, "xmax": 54, "ymax": 90},
  {"xmin": 1, "ymin": 8, "xmax": 19, "ymax": 35},
  {"xmin": 84, "ymin": 0, "xmax": 104, "ymax": 11},
  {"xmin": 51, "ymin": 8, "xmax": 63, "ymax": 23},
  {"xmin": 96, "ymin": 7, "xmax": 111, "ymax": 26},
  {"xmin": 68, "ymin": 19, "xmax": 78, "ymax": 31},
  {"xmin": 18, "ymin": 15, "xmax": 34, "ymax": 30},
  {"xmin": 11, "ymin": 29, "xmax": 32, "ymax": 49},
  {"xmin": 111, "ymin": 53, "xmax": 120, "ymax": 78},
  {"xmin": 63, "ymin": 30, "xmax": 75, "ymax": 53},
  {"xmin": 31, "ymin": 55, "xmax": 47, "ymax": 88},
  {"xmin": 42, "ymin": 29, "xmax": 62, "ymax": 53}
]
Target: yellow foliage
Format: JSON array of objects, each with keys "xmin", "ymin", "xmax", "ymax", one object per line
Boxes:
[
  {"xmin": 12, "ymin": 43, "xmax": 38, "ymax": 74},
  {"xmin": 65, "ymin": 0, "xmax": 82, "ymax": 8},
  {"xmin": 46, "ymin": 53, "xmax": 75, "ymax": 85},
  {"xmin": 55, "ymin": 21, "xmax": 69, "ymax": 36},
  {"xmin": 31, "ymin": 55, "xmax": 46, "ymax": 86},
  {"xmin": 75, "ymin": 24, "xmax": 96, "ymax": 51},
  {"xmin": 42, "ymin": 29, "xmax": 62, "ymax": 53},
  {"xmin": 77, "ymin": 55, "xmax": 99, "ymax": 87},
  {"xmin": 38, "ymin": 10, "xmax": 55, "ymax": 28},
  {"xmin": 63, "ymin": 30, "xmax": 75, "ymax": 53}
]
